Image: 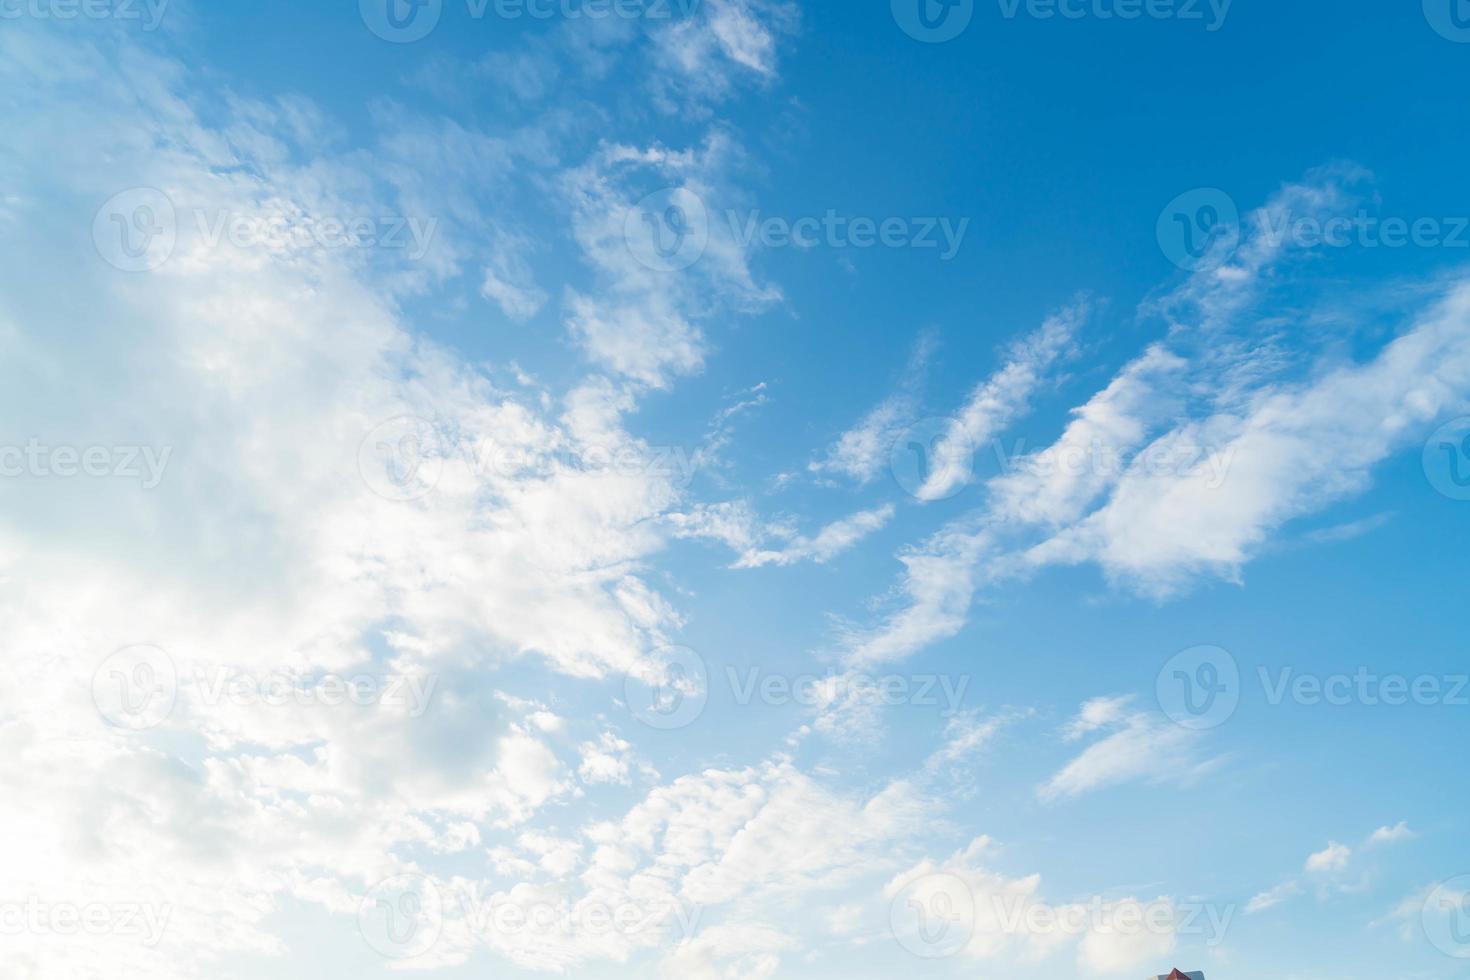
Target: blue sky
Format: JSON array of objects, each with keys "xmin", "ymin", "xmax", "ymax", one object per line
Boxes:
[{"xmin": 2, "ymin": 1, "xmax": 1470, "ymax": 978}]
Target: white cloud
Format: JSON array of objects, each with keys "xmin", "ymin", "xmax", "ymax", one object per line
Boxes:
[
  {"xmin": 838, "ymin": 170, "xmax": 1470, "ymax": 665},
  {"xmin": 885, "ymin": 841, "xmax": 1184, "ymax": 974},
  {"xmin": 1305, "ymin": 841, "xmax": 1353, "ymax": 874},
  {"xmin": 811, "ymin": 332, "xmax": 936, "ymax": 484},
  {"xmin": 1246, "ymin": 880, "xmax": 1302, "ymax": 915},
  {"xmin": 838, "ymin": 522, "xmax": 995, "ymax": 666},
  {"xmin": 481, "ymin": 237, "xmax": 548, "ymax": 321},
  {"xmin": 1039, "ymin": 697, "xmax": 1219, "ymax": 802},
  {"xmin": 917, "ymin": 303, "xmax": 1086, "ymax": 501},
  {"xmin": 1367, "ymin": 822, "xmax": 1415, "ymax": 846},
  {"xmin": 733, "ymin": 504, "xmax": 895, "ymax": 568},
  {"xmin": 578, "ymin": 731, "xmax": 637, "ymax": 785}
]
